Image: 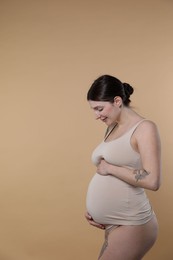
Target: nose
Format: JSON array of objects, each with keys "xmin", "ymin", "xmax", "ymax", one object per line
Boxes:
[{"xmin": 95, "ymin": 111, "xmax": 101, "ymax": 120}]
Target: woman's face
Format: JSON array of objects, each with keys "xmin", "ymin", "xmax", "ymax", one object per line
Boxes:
[{"xmin": 89, "ymin": 98, "xmax": 121, "ymax": 126}]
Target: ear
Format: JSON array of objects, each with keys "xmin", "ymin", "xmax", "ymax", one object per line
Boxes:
[{"xmin": 113, "ymin": 96, "xmax": 122, "ymax": 108}]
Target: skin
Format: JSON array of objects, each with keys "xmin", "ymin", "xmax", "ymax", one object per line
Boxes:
[{"xmin": 86, "ymin": 96, "xmax": 161, "ymax": 259}]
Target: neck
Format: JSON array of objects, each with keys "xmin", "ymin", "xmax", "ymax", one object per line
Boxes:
[{"xmin": 115, "ymin": 107, "xmax": 140, "ymax": 127}]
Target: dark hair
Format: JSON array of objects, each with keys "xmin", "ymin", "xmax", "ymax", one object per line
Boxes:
[{"xmin": 87, "ymin": 75, "xmax": 134, "ymax": 106}]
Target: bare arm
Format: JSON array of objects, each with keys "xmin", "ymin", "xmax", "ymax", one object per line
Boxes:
[{"xmin": 97, "ymin": 121, "xmax": 162, "ymax": 191}]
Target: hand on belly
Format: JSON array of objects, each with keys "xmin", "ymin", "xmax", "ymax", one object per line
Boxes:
[
  {"xmin": 97, "ymin": 159, "xmax": 110, "ymax": 176},
  {"xmin": 85, "ymin": 211, "xmax": 105, "ymax": 229}
]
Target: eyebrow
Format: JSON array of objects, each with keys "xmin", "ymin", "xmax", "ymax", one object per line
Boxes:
[{"xmin": 91, "ymin": 105, "xmax": 104, "ymax": 110}]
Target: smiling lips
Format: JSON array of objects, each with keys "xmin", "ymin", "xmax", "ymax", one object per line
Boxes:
[{"xmin": 101, "ymin": 117, "xmax": 107, "ymax": 122}]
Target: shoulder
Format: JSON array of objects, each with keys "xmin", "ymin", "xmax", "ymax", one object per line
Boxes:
[
  {"xmin": 137, "ymin": 119, "xmax": 158, "ymax": 132},
  {"xmin": 134, "ymin": 119, "xmax": 160, "ymax": 142}
]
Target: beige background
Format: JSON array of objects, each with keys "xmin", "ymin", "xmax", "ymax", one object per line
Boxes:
[{"xmin": 0, "ymin": 0, "xmax": 173, "ymax": 259}]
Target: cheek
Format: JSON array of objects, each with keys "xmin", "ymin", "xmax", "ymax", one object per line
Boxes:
[{"xmin": 105, "ymin": 106, "xmax": 114, "ymax": 116}]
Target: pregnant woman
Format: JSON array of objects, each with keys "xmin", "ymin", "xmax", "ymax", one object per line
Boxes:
[{"xmin": 85, "ymin": 75, "xmax": 161, "ymax": 260}]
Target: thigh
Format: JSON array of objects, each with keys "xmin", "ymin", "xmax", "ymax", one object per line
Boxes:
[{"xmin": 99, "ymin": 216, "xmax": 158, "ymax": 260}]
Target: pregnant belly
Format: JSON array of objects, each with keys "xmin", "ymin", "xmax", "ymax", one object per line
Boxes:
[
  {"xmin": 86, "ymin": 173, "xmax": 151, "ymax": 225},
  {"xmin": 86, "ymin": 173, "xmax": 131, "ymax": 224}
]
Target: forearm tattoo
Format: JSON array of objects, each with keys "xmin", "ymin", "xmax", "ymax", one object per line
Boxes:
[{"xmin": 133, "ymin": 169, "xmax": 150, "ymax": 182}]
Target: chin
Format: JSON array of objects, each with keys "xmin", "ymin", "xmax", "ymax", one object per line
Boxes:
[{"xmin": 104, "ymin": 122, "xmax": 111, "ymax": 126}]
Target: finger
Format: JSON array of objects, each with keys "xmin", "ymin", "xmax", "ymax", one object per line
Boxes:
[
  {"xmin": 85, "ymin": 212, "xmax": 92, "ymax": 220},
  {"xmin": 85, "ymin": 212, "xmax": 105, "ymax": 229},
  {"xmin": 89, "ymin": 220, "xmax": 105, "ymax": 229}
]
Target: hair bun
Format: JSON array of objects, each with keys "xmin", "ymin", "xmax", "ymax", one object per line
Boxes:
[{"xmin": 123, "ymin": 83, "xmax": 134, "ymax": 97}]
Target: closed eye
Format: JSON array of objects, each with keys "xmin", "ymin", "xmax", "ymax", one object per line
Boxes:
[{"xmin": 93, "ymin": 106, "xmax": 104, "ymax": 112}]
